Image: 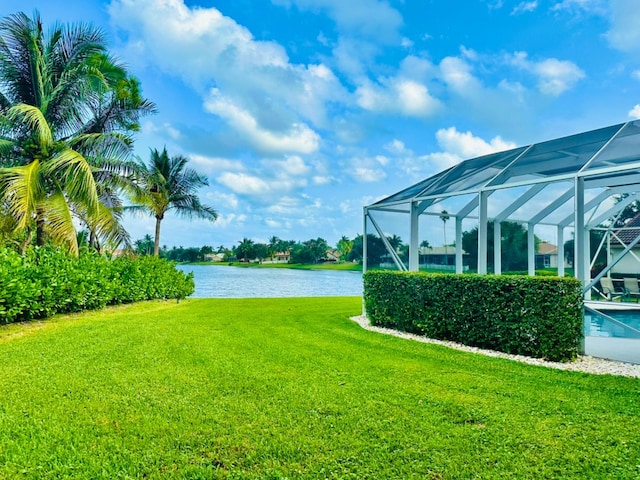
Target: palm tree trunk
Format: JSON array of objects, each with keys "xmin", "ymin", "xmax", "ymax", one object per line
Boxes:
[
  {"xmin": 89, "ymin": 229, "xmax": 100, "ymax": 252},
  {"xmin": 154, "ymin": 216, "xmax": 162, "ymax": 257},
  {"xmin": 36, "ymin": 207, "xmax": 46, "ymax": 247}
]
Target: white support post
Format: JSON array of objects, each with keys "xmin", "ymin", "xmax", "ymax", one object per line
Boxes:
[
  {"xmin": 494, "ymin": 221, "xmax": 502, "ymax": 275},
  {"xmin": 478, "ymin": 191, "xmax": 489, "ymax": 275},
  {"xmin": 575, "ymin": 177, "xmax": 585, "ymax": 288},
  {"xmin": 557, "ymin": 226, "xmax": 565, "ymax": 277},
  {"xmin": 363, "ymin": 208, "xmax": 368, "ymax": 274},
  {"xmin": 362, "ymin": 207, "xmax": 368, "ymax": 316},
  {"xmin": 455, "ymin": 217, "xmax": 463, "ymax": 274},
  {"xmin": 409, "ymin": 202, "xmax": 419, "ymax": 271},
  {"xmin": 584, "ymin": 226, "xmax": 591, "ymax": 300},
  {"xmin": 528, "ymin": 224, "xmax": 535, "ymax": 276}
]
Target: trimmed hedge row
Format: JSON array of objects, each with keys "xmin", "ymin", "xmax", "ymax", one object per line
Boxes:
[
  {"xmin": 364, "ymin": 271, "xmax": 584, "ymax": 362},
  {"xmin": 0, "ymin": 247, "xmax": 194, "ymax": 324}
]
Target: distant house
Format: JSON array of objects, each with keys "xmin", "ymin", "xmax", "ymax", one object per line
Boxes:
[
  {"xmin": 533, "ymin": 241, "xmax": 574, "ymax": 270},
  {"xmin": 274, "ymin": 251, "xmax": 291, "ymax": 263},
  {"xmin": 324, "ymin": 249, "xmax": 340, "ymax": 263},
  {"xmin": 536, "ymin": 241, "xmax": 559, "ymax": 269},
  {"xmin": 203, "ymin": 253, "xmax": 225, "ymax": 262},
  {"xmin": 419, "ymin": 246, "xmax": 468, "ymax": 271},
  {"xmin": 609, "ymin": 214, "xmax": 640, "ymax": 274}
]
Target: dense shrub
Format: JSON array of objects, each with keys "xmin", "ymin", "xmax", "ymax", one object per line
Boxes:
[
  {"xmin": 364, "ymin": 271, "xmax": 583, "ymax": 362},
  {"xmin": 0, "ymin": 247, "xmax": 194, "ymax": 324}
]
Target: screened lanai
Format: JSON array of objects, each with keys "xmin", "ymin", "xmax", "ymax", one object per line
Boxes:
[
  {"xmin": 364, "ymin": 121, "xmax": 640, "ymax": 363},
  {"xmin": 365, "ymin": 120, "xmax": 640, "ymax": 289}
]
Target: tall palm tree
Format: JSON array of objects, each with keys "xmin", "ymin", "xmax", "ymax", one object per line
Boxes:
[
  {"xmin": 235, "ymin": 237, "xmax": 255, "ymax": 262},
  {"xmin": 440, "ymin": 210, "xmax": 450, "ymax": 265},
  {"xmin": 0, "ymin": 11, "xmax": 154, "ymax": 254},
  {"xmin": 337, "ymin": 235, "xmax": 353, "ymax": 261},
  {"xmin": 130, "ymin": 148, "xmax": 218, "ymax": 256}
]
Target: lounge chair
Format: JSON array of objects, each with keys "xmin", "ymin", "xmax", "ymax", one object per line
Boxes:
[
  {"xmin": 600, "ymin": 277, "xmax": 629, "ymax": 301},
  {"xmin": 623, "ymin": 278, "xmax": 640, "ymax": 302}
]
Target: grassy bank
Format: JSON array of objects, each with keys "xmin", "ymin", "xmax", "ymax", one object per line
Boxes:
[
  {"xmin": 191, "ymin": 261, "xmax": 362, "ymax": 271},
  {"xmin": 0, "ymin": 298, "xmax": 639, "ymax": 478}
]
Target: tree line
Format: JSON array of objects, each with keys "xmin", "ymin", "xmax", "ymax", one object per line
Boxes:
[
  {"xmin": 0, "ymin": 11, "xmax": 216, "ymax": 257},
  {"xmin": 134, "ymin": 235, "xmax": 359, "ymax": 264}
]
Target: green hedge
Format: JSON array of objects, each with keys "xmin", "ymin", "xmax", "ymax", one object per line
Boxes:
[
  {"xmin": 363, "ymin": 271, "xmax": 584, "ymax": 362},
  {"xmin": 0, "ymin": 247, "xmax": 194, "ymax": 324}
]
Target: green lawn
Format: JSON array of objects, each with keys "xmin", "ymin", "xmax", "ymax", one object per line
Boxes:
[{"xmin": 0, "ymin": 298, "xmax": 639, "ymax": 479}]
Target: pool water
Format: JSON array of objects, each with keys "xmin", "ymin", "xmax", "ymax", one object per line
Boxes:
[{"xmin": 584, "ymin": 309, "xmax": 640, "ymax": 339}]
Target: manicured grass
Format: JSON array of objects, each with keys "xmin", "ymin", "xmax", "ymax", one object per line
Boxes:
[{"xmin": 0, "ymin": 298, "xmax": 639, "ymax": 478}]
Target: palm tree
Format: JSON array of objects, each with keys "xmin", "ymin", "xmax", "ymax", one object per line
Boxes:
[
  {"xmin": 268, "ymin": 235, "xmax": 280, "ymax": 260},
  {"xmin": 440, "ymin": 210, "xmax": 450, "ymax": 265},
  {"xmin": 130, "ymin": 148, "xmax": 217, "ymax": 256},
  {"xmin": 337, "ymin": 235, "xmax": 353, "ymax": 261},
  {"xmin": 387, "ymin": 234, "xmax": 403, "ymax": 252},
  {"xmin": 235, "ymin": 238, "xmax": 255, "ymax": 262},
  {"xmin": 0, "ymin": 11, "xmax": 154, "ymax": 254}
]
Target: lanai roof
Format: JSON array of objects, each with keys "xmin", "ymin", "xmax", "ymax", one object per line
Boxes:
[{"xmin": 371, "ymin": 121, "xmax": 640, "ymax": 210}]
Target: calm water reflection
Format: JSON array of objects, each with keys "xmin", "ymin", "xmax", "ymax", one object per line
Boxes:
[{"xmin": 177, "ymin": 265, "xmax": 363, "ymax": 298}]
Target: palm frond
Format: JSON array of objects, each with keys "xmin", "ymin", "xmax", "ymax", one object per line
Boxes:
[
  {"xmin": 41, "ymin": 187, "xmax": 78, "ymax": 255},
  {"xmin": 0, "ymin": 160, "xmax": 43, "ymax": 229},
  {"xmin": 7, "ymin": 103, "xmax": 53, "ymax": 148},
  {"xmin": 45, "ymin": 148, "xmax": 99, "ymax": 214}
]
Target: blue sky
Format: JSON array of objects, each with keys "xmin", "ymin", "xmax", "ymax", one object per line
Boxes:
[{"xmin": 1, "ymin": 0, "xmax": 639, "ymax": 249}]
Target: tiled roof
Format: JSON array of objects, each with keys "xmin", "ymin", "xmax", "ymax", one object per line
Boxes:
[
  {"xmin": 537, "ymin": 241, "xmax": 558, "ymax": 255},
  {"xmin": 611, "ymin": 213, "xmax": 640, "ymax": 246}
]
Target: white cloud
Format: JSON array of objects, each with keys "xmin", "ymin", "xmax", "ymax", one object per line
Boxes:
[
  {"xmin": 189, "ymin": 154, "xmax": 245, "ymax": 176},
  {"xmin": 264, "ymin": 155, "xmax": 311, "ymax": 177},
  {"xmin": 350, "ymin": 167, "xmax": 386, "ymax": 182},
  {"xmin": 212, "ymin": 213, "xmax": 247, "ymax": 228},
  {"xmin": 632, "ymin": 70, "xmax": 640, "ymax": 81},
  {"xmin": 606, "ymin": 0, "xmax": 640, "ymax": 52},
  {"xmin": 435, "ymin": 127, "xmax": 516, "ymax": 158},
  {"xmin": 331, "ymin": 37, "xmax": 383, "ymax": 79},
  {"xmin": 141, "ymin": 120, "xmax": 181, "ymax": 140},
  {"xmin": 384, "ymin": 139, "xmax": 409, "ymax": 155},
  {"xmin": 271, "ymin": 0, "xmax": 403, "ymax": 41},
  {"xmin": 218, "ymin": 173, "xmax": 274, "ymax": 196},
  {"xmin": 204, "ymin": 89, "xmax": 320, "ymax": 154},
  {"xmin": 401, "ymin": 37, "xmax": 414, "ymax": 48},
  {"xmin": 511, "ymin": 1, "xmax": 538, "ymax": 15},
  {"xmin": 420, "ymin": 127, "xmax": 517, "ymax": 170},
  {"xmin": 205, "ymin": 191, "xmax": 239, "ymax": 210},
  {"xmin": 109, "ymin": 0, "xmax": 343, "ymax": 155},
  {"xmin": 439, "ymin": 56, "xmax": 482, "ymax": 95},
  {"xmin": 356, "ymin": 78, "xmax": 441, "ymax": 117},
  {"xmin": 629, "ymin": 104, "xmax": 640, "ymax": 119},
  {"xmin": 312, "ymin": 175, "xmax": 333, "ymax": 185},
  {"xmin": 551, "ymin": 0, "xmax": 607, "ymax": 15},
  {"xmin": 265, "ymin": 218, "xmax": 282, "ymax": 228},
  {"xmin": 507, "ymin": 52, "xmax": 585, "ymax": 96}
]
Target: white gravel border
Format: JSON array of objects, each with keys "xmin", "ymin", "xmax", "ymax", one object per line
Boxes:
[{"xmin": 350, "ymin": 315, "xmax": 640, "ymax": 378}]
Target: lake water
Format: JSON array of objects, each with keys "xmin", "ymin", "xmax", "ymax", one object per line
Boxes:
[{"xmin": 177, "ymin": 265, "xmax": 363, "ymax": 298}]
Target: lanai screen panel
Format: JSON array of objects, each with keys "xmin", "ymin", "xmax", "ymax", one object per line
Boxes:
[
  {"xmin": 374, "ymin": 167, "xmax": 452, "ymax": 206},
  {"xmin": 583, "ymin": 121, "xmax": 640, "ymax": 172},
  {"xmin": 422, "ymin": 147, "xmax": 527, "ymax": 197},
  {"xmin": 370, "ymin": 121, "xmax": 640, "ymax": 214},
  {"xmin": 485, "ymin": 124, "xmax": 623, "ymax": 188}
]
